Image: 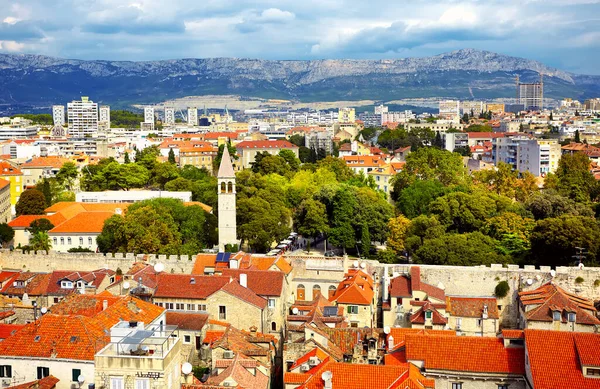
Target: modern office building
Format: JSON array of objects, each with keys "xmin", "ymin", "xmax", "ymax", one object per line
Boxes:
[
  {"xmin": 52, "ymin": 105, "xmax": 65, "ymax": 126},
  {"xmin": 517, "ymin": 76, "xmax": 544, "ymax": 111},
  {"xmin": 188, "ymin": 107, "xmax": 198, "ymax": 126},
  {"xmin": 164, "ymin": 107, "xmax": 175, "ymax": 124},
  {"xmin": 67, "ymin": 96, "xmax": 98, "ymax": 138}
]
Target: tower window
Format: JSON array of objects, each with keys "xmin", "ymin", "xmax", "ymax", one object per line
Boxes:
[
  {"xmin": 220, "ymin": 182, "xmax": 226, "ymax": 193},
  {"xmin": 227, "ymin": 181, "xmax": 233, "ymax": 193}
]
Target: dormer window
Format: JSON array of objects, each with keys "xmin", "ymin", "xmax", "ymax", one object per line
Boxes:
[
  {"xmin": 13, "ymin": 281, "xmax": 24, "ymax": 288},
  {"xmin": 425, "ymin": 311, "xmax": 432, "ymax": 320},
  {"xmin": 568, "ymin": 312, "xmax": 576, "ymax": 322},
  {"xmin": 552, "ymin": 310, "xmax": 561, "ymax": 321},
  {"xmin": 61, "ymin": 281, "xmax": 74, "ymax": 289}
]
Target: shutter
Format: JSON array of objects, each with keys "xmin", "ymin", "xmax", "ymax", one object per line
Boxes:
[{"xmin": 347, "ymin": 305, "xmax": 351, "ymax": 314}]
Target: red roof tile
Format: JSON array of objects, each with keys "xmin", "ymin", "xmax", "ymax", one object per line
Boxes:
[
  {"xmin": 49, "ymin": 211, "xmax": 115, "ymax": 234},
  {"xmin": 0, "ymin": 323, "xmax": 24, "ymax": 339},
  {"xmin": 446, "ymin": 296, "xmax": 499, "ymax": 319},
  {"xmin": 7, "ymin": 376, "xmax": 59, "ymax": 389},
  {"xmin": 8, "ymin": 213, "xmax": 67, "ymax": 229},
  {"xmin": 221, "ymin": 269, "xmax": 284, "ymax": 296},
  {"xmin": 329, "ymin": 269, "xmax": 373, "ymax": 305},
  {"xmin": 166, "ymin": 312, "xmax": 209, "ymax": 331},
  {"xmin": 219, "ymin": 280, "xmax": 268, "ymax": 309},
  {"xmin": 153, "ymin": 274, "xmax": 229, "ymax": 299},
  {"xmin": 0, "ymin": 178, "xmax": 9, "ymax": 190}
]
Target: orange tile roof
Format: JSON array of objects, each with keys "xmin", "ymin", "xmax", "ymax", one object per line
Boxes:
[
  {"xmin": 7, "ymin": 213, "xmax": 67, "ymax": 229},
  {"xmin": 0, "ymin": 323, "xmax": 25, "ymax": 339},
  {"xmin": 221, "ymin": 268, "xmax": 284, "ymax": 297},
  {"xmin": 166, "ymin": 312, "xmax": 209, "ymax": 331},
  {"xmin": 0, "ymin": 162, "xmax": 22, "ymax": 176},
  {"xmin": 446, "ymin": 296, "xmax": 499, "ymax": 319},
  {"xmin": 0, "ymin": 178, "xmax": 9, "ymax": 190},
  {"xmin": 183, "ymin": 201, "xmax": 213, "ymax": 213},
  {"xmin": 405, "ymin": 334, "xmax": 525, "ymax": 374},
  {"xmin": 329, "ymin": 269, "xmax": 373, "ymax": 305},
  {"xmin": 236, "ymin": 140, "xmax": 297, "ymax": 149},
  {"xmin": 7, "ymin": 376, "xmax": 59, "ymax": 389},
  {"xmin": 525, "ymin": 329, "xmax": 600, "ymax": 388},
  {"xmin": 191, "ymin": 254, "xmax": 218, "ymax": 274},
  {"xmin": 154, "ymin": 274, "xmax": 229, "ymax": 299},
  {"xmin": 21, "ymin": 156, "xmax": 69, "ymax": 169},
  {"xmin": 49, "ymin": 211, "xmax": 115, "ymax": 234},
  {"xmin": 501, "ymin": 329, "xmax": 524, "ymax": 339},
  {"xmin": 387, "ymin": 328, "xmax": 455, "ymax": 351},
  {"xmin": 284, "ymin": 372, "xmax": 310, "ymax": 385}
]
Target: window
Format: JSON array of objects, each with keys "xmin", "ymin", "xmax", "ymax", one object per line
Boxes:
[
  {"xmin": 268, "ymin": 298, "xmax": 276, "ymax": 308},
  {"xmin": 88, "ymin": 237, "xmax": 93, "ymax": 245},
  {"xmin": 425, "ymin": 311, "xmax": 432, "ymax": 320},
  {"xmin": 37, "ymin": 367, "xmax": 50, "ymax": 379},
  {"xmin": 219, "ymin": 306, "xmax": 226, "ymax": 320},
  {"xmin": 156, "ymin": 302, "xmax": 163, "ymax": 307},
  {"xmin": 297, "ymin": 284, "xmax": 305, "ymax": 301},
  {"xmin": 175, "ymin": 303, "xmax": 184, "ymax": 310},
  {"xmin": 110, "ymin": 377, "xmax": 124, "ymax": 389},
  {"xmin": 197, "ymin": 304, "xmax": 207, "ymax": 311},
  {"xmin": 476, "ymin": 319, "xmax": 483, "ymax": 327},
  {"xmin": 347, "ymin": 305, "xmax": 359, "ymax": 315},
  {"xmin": 135, "ymin": 379, "xmax": 150, "ymax": 389},
  {"xmin": 72, "ymin": 369, "xmax": 81, "ymax": 382},
  {"xmin": 568, "ymin": 312, "xmax": 576, "ymax": 322},
  {"xmin": 328, "ymin": 286, "xmax": 337, "ymax": 300},
  {"xmin": 271, "ymin": 322, "xmax": 277, "ymax": 331},
  {"xmin": 186, "ymin": 304, "xmax": 196, "ymax": 311},
  {"xmin": 451, "ymin": 383, "xmax": 462, "ymax": 389},
  {"xmin": 498, "ymin": 385, "xmax": 509, "ymax": 389},
  {"xmin": 553, "ymin": 310, "xmax": 561, "ymax": 321},
  {"xmin": 79, "ymin": 237, "xmax": 83, "ymax": 245},
  {"xmin": 53, "ymin": 237, "xmax": 57, "ymax": 245},
  {"xmin": 312, "ymin": 285, "xmax": 321, "ymax": 298},
  {"xmin": 184, "ymin": 335, "xmax": 191, "ymax": 344},
  {"xmin": 60, "ymin": 237, "xmax": 64, "ymax": 245},
  {"xmin": 456, "ymin": 318, "xmax": 462, "ymax": 328},
  {"xmin": 588, "ymin": 368, "xmax": 600, "ymax": 376},
  {"xmin": 67, "ymin": 237, "xmax": 72, "ymax": 245},
  {"xmin": 0, "ymin": 365, "xmax": 12, "ymax": 378},
  {"xmin": 165, "ymin": 303, "xmax": 174, "ymax": 310},
  {"xmin": 61, "ymin": 281, "xmax": 73, "ymax": 289}
]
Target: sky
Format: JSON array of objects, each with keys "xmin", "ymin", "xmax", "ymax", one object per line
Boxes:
[{"xmin": 0, "ymin": 0, "xmax": 599, "ymax": 74}]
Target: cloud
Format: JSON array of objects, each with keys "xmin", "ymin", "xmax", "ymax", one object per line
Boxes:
[
  {"xmin": 0, "ymin": 20, "xmax": 45, "ymax": 40},
  {"xmin": 235, "ymin": 8, "xmax": 295, "ymax": 33},
  {"xmin": 0, "ymin": 40, "xmax": 26, "ymax": 52},
  {"xmin": 82, "ymin": 5, "xmax": 185, "ymax": 34}
]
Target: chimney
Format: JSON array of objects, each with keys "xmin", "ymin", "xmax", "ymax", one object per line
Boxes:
[
  {"xmin": 102, "ymin": 300, "xmax": 108, "ymax": 311},
  {"xmin": 388, "ymin": 335, "xmax": 394, "ymax": 351},
  {"xmin": 322, "ymin": 371, "xmax": 333, "ymax": 389},
  {"xmin": 240, "ymin": 273, "xmax": 247, "ymax": 288}
]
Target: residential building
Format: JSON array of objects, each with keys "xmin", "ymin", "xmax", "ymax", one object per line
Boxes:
[
  {"xmin": 517, "ymin": 139, "xmax": 560, "ymax": 176},
  {"xmin": 164, "ymin": 107, "xmax": 175, "ymax": 124},
  {"xmin": 235, "ymin": 140, "xmax": 299, "ymax": 169},
  {"xmin": 8, "ymin": 214, "xmax": 66, "ymax": 248},
  {"xmin": 166, "ymin": 311, "xmax": 209, "ymax": 364},
  {"xmin": 98, "ymin": 105, "xmax": 110, "ymax": 128},
  {"xmin": 305, "ymin": 129, "xmax": 333, "ymax": 154},
  {"xmin": 329, "ymin": 269, "xmax": 374, "ymax": 328},
  {"xmin": 51, "ymin": 106, "xmax": 65, "ymax": 126},
  {"xmin": 178, "ymin": 145, "xmax": 217, "ymax": 171},
  {"xmin": 0, "ymin": 162, "xmax": 23, "ymax": 213},
  {"xmin": 445, "ymin": 296, "xmax": 500, "ymax": 336},
  {"xmin": 439, "ymin": 100, "xmax": 460, "ymax": 119},
  {"xmin": 493, "ymin": 135, "xmax": 530, "ymax": 170},
  {"xmin": 460, "ymin": 101, "xmax": 485, "ymax": 115},
  {"xmin": 486, "ymin": 103, "xmax": 505, "ymax": 114},
  {"xmin": 518, "ymin": 80, "xmax": 544, "ymax": 110},
  {"xmin": 368, "ymin": 162, "xmax": 404, "ymax": 199},
  {"xmin": 143, "ymin": 107, "xmax": 155, "ymax": 131},
  {"xmin": 337, "ymin": 141, "xmax": 371, "ymax": 157},
  {"xmin": 381, "ymin": 110, "xmax": 416, "ymax": 124},
  {"xmin": 20, "ymin": 156, "xmax": 70, "ymax": 187},
  {"xmin": 0, "ymin": 127, "xmax": 38, "ymax": 141},
  {"xmin": 218, "ymin": 147, "xmax": 237, "ymax": 250},
  {"xmin": 75, "ymin": 190, "xmax": 192, "ymax": 203},
  {"xmin": 0, "ymin": 179, "xmax": 10, "ymax": 224},
  {"xmin": 405, "ymin": 122, "xmax": 464, "ymax": 134},
  {"xmin": 342, "ymin": 155, "xmax": 386, "ymax": 175},
  {"xmin": 337, "ymin": 108, "xmax": 355, "ymax": 123},
  {"xmin": 1, "ymin": 140, "xmax": 41, "ymax": 160},
  {"xmin": 67, "ymin": 97, "xmax": 98, "ymax": 138},
  {"xmin": 584, "ymin": 98, "xmax": 600, "ymax": 111},
  {"xmin": 518, "ymin": 282, "xmax": 600, "ymax": 332},
  {"xmin": 94, "ymin": 321, "xmax": 181, "ymax": 389},
  {"xmin": 48, "ymin": 211, "xmax": 115, "ymax": 252},
  {"xmin": 200, "ymin": 353, "xmax": 270, "ymax": 389},
  {"xmin": 443, "ymin": 132, "xmax": 468, "ymax": 152},
  {"xmin": 188, "ymin": 107, "xmax": 198, "ymax": 126}
]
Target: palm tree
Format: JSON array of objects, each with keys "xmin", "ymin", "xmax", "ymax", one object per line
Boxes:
[{"xmin": 30, "ymin": 231, "xmax": 51, "ymax": 254}]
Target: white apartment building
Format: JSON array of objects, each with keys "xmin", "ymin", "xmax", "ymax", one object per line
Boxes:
[
  {"xmin": 0, "ymin": 126, "xmax": 38, "ymax": 140},
  {"xmin": 52, "ymin": 105, "xmax": 65, "ymax": 126},
  {"xmin": 164, "ymin": 107, "xmax": 175, "ymax": 124},
  {"xmin": 381, "ymin": 111, "xmax": 416, "ymax": 124},
  {"xmin": 338, "ymin": 107, "xmax": 356, "ymax": 123},
  {"xmin": 460, "ymin": 101, "xmax": 485, "ymax": 115},
  {"xmin": 99, "ymin": 105, "xmax": 110, "ymax": 125},
  {"xmin": 188, "ymin": 107, "xmax": 198, "ymax": 126},
  {"xmin": 67, "ymin": 96, "xmax": 98, "ymax": 138},
  {"xmin": 143, "ymin": 107, "xmax": 155, "ymax": 131},
  {"xmin": 517, "ymin": 139, "xmax": 560, "ymax": 176},
  {"xmin": 439, "ymin": 100, "xmax": 460, "ymax": 119},
  {"xmin": 374, "ymin": 104, "xmax": 389, "ymax": 114}
]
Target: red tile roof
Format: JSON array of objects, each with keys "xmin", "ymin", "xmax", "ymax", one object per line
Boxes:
[
  {"xmin": 0, "ymin": 162, "xmax": 22, "ymax": 176},
  {"xmin": 44, "ymin": 269, "xmax": 114, "ymax": 296},
  {"xmin": 389, "ymin": 275, "xmax": 412, "ymax": 297},
  {"xmin": 525, "ymin": 329, "xmax": 600, "ymax": 388},
  {"xmin": 387, "ymin": 328, "xmax": 455, "ymax": 351},
  {"xmin": 405, "ymin": 334, "xmax": 525, "ymax": 374},
  {"xmin": 409, "ymin": 301, "xmax": 448, "ymax": 325},
  {"xmin": 7, "ymin": 376, "xmax": 59, "ymax": 389},
  {"xmin": 329, "ymin": 269, "xmax": 373, "ymax": 305},
  {"xmin": 191, "ymin": 254, "xmax": 218, "ymax": 274},
  {"xmin": 236, "ymin": 140, "xmax": 298, "ymax": 149},
  {"xmin": 21, "ymin": 156, "xmax": 69, "ymax": 169},
  {"xmin": 519, "ymin": 282, "xmax": 600, "ymax": 325},
  {"xmin": 0, "ymin": 178, "xmax": 9, "ymax": 190},
  {"xmin": 0, "ymin": 323, "xmax": 24, "ymax": 339},
  {"xmin": 501, "ymin": 329, "xmax": 524, "ymax": 339},
  {"xmin": 49, "ymin": 211, "xmax": 115, "ymax": 234},
  {"xmin": 153, "ymin": 274, "xmax": 230, "ymax": 299},
  {"xmin": 166, "ymin": 312, "xmax": 209, "ymax": 331},
  {"xmin": 219, "ymin": 280, "xmax": 268, "ymax": 309},
  {"xmin": 446, "ymin": 296, "xmax": 499, "ymax": 319},
  {"xmin": 8, "ymin": 213, "xmax": 67, "ymax": 229},
  {"xmin": 221, "ymin": 269, "xmax": 284, "ymax": 296}
]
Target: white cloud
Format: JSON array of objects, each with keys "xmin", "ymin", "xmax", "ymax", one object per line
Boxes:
[
  {"xmin": 0, "ymin": 40, "xmax": 25, "ymax": 51},
  {"xmin": 258, "ymin": 8, "xmax": 295, "ymax": 23}
]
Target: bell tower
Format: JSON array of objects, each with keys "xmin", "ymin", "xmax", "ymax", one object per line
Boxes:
[{"xmin": 217, "ymin": 146, "xmax": 237, "ymax": 251}]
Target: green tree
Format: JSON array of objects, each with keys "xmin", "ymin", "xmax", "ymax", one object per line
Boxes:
[
  {"xmin": 433, "ymin": 132, "xmax": 443, "ymax": 148},
  {"xmin": 289, "ymin": 134, "xmax": 306, "ymax": 147},
  {"xmin": 15, "ymin": 189, "xmax": 47, "ymax": 216},
  {"xmin": 252, "ymin": 153, "xmax": 290, "ymax": 176},
  {"xmin": 0, "ymin": 223, "xmax": 14, "ymax": 247},
  {"xmin": 530, "ymin": 215, "xmax": 600, "ymax": 266},
  {"xmin": 454, "ymin": 146, "xmax": 472, "ymax": 157},
  {"xmin": 30, "ymin": 231, "xmax": 51, "ymax": 253},
  {"xmin": 168, "ymin": 148, "xmax": 176, "ymax": 164},
  {"xmin": 525, "ymin": 191, "xmax": 594, "ymax": 220},
  {"xmin": 317, "ymin": 156, "xmax": 355, "ymax": 182},
  {"xmin": 328, "ymin": 187, "xmax": 358, "ymax": 253},
  {"xmin": 395, "ymin": 179, "xmax": 445, "ymax": 218},
  {"xmin": 294, "ymin": 198, "xmax": 329, "ymax": 240},
  {"xmin": 135, "ymin": 145, "xmax": 161, "ymax": 170},
  {"xmin": 360, "ymin": 223, "xmax": 371, "ymax": 257},
  {"xmin": 279, "ymin": 149, "xmax": 300, "ymax": 171},
  {"xmin": 554, "ymin": 153, "xmax": 596, "ymax": 202},
  {"xmin": 428, "ymin": 191, "xmax": 499, "ymax": 233},
  {"xmin": 26, "ymin": 218, "xmax": 54, "ymax": 235},
  {"xmin": 119, "ymin": 163, "xmax": 150, "ymax": 190},
  {"xmin": 575, "ymin": 129, "xmax": 581, "ymax": 143},
  {"xmin": 413, "ymin": 232, "xmax": 509, "ymax": 266},
  {"xmin": 124, "ymin": 151, "xmax": 131, "ymax": 164},
  {"xmin": 56, "ymin": 162, "xmax": 79, "ymax": 191},
  {"xmin": 151, "ymin": 162, "xmax": 180, "ymax": 189},
  {"xmin": 237, "ymin": 195, "xmax": 291, "ymax": 253},
  {"xmin": 474, "ymin": 162, "xmax": 518, "ymax": 199},
  {"xmin": 41, "ymin": 179, "xmax": 52, "ymax": 206}
]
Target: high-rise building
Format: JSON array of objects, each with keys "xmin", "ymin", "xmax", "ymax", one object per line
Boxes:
[
  {"xmin": 52, "ymin": 105, "xmax": 65, "ymax": 126},
  {"xmin": 99, "ymin": 105, "xmax": 110, "ymax": 126},
  {"xmin": 188, "ymin": 107, "xmax": 198, "ymax": 126},
  {"xmin": 584, "ymin": 98, "xmax": 600, "ymax": 111},
  {"xmin": 517, "ymin": 139, "xmax": 560, "ymax": 176},
  {"xmin": 217, "ymin": 147, "xmax": 237, "ymax": 251},
  {"xmin": 338, "ymin": 108, "xmax": 356, "ymax": 123},
  {"xmin": 439, "ymin": 100, "xmax": 460, "ymax": 119},
  {"xmin": 517, "ymin": 76, "xmax": 544, "ymax": 111},
  {"xmin": 374, "ymin": 104, "xmax": 389, "ymax": 115},
  {"xmin": 460, "ymin": 101, "xmax": 485, "ymax": 115},
  {"xmin": 164, "ymin": 107, "xmax": 175, "ymax": 124},
  {"xmin": 67, "ymin": 96, "xmax": 98, "ymax": 138},
  {"xmin": 144, "ymin": 107, "xmax": 155, "ymax": 124}
]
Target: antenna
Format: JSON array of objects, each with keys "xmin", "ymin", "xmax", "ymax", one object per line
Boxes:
[
  {"xmin": 550, "ymin": 269, "xmax": 556, "ymax": 278},
  {"xmin": 40, "ymin": 307, "xmax": 48, "ymax": 315}
]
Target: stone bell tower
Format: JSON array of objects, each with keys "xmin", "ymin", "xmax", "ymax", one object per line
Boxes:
[{"xmin": 217, "ymin": 146, "xmax": 237, "ymax": 251}]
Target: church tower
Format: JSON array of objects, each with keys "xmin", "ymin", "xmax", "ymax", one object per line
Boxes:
[{"xmin": 218, "ymin": 146, "xmax": 237, "ymax": 251}]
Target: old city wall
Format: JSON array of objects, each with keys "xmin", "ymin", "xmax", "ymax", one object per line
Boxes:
[{"xmin": 0, "ymin": 249, "xmax": 196, "ymax": 274}]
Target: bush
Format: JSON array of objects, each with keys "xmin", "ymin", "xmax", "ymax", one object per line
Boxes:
[
  {"xmin": 575, "ymin": 276, "xmax": 584, "ymax": 284},
  {"xmin": 376, "ymin": 249, "xmax": 399, "ymax": 264},
  {"xmin": 494, "ymin": 281, "xmax": 510, "ymax": 298},
  {"xmin": 594, "ymin": 279, "xmax": 600, "ymax": 288},
  {"xmin": 67, "ymin": 246, "xmax": 94, "ymax": 253}
]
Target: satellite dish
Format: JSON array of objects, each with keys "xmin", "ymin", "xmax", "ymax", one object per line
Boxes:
[
  {"xmin": 579, "ymin": 263, "xmax": 585, "ymax": 270},
  {"xmin": 550, "ymin": 270, "xmax": 556, "ymax": 277},
  {"xmin": 321, "ymin": 371, "xmax": 332, "ymax": 381},
  {"xmin": 526, "ymin": 279, "xmax": 533, "ymax": 285},
  {"xmin": 154, "ymin": 263, "xmax": 165, "ymax": 273},
  {"xmin": 383, "ymin": 326, "xmax": 391, "ymax": 334},
  {"xmin": 77, "ymin": 375, "xmax": 85, "ymax": 384},
  {"xmin": 40, "ymin": 307, "xmax": 47, "ymax": 314},
  {"xmin": 353, "ymin": 261, "xmax": 359, "ymax": 268},
  {"xmin": 182, "ymin": 362, "xmax": 193, "ymax": 375},
  {"xmin": 292, "ymin": 307, "xmax": 299, "ymax": 315},
  {"xmin": 360, "ymin": 262, "xmax": 366, "ymax": 269},
  {"xmin": 123, "ymin": 281, "xmax": 130, "ymax": 290}
]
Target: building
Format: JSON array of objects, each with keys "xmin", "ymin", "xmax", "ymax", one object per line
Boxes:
[
  {"xmin": 8, "ymin": 213, "xmax": 67, "ymax": 248},
  {"xmin": 178, "ymin": 145, "xmax": 217, "ymax": 171},
  {"xmin": 518, "ymin": 282, "xmax": 600, "ymax": 332},
  {"xmin": 305, "ymin": 129, "xmax": 333, "ymax": 155},
  {"xmin": 445, "ymin": 296, "xmax": 500, "ymax": 336},
  {"xmin": 341, "ymin": 155, "xmax": 385, "ymax": 175},
  {"xmin": 98, "ymin": 105, "xmax": 110, "ymax": 128},
  {"xmin": 405, "ymin": 122, "xmax": 464, "ymax": 134},
  {"xmin": 518, "ymin": 79, "xmax": 544, "ymax": 111},
  {"xmin": 164, "ymin": 107, "xmax": 175, "ymax": 124},
  {"xmin": 20, "ymin": 156, "xmax": 70, "ymax": 187},
  {"xmin": 75, "ymin": 190, "xmax": 192, "ymax": 203},
  {"xmin": 67, "ymin": 97, "xmax": 98, "ymax": 138},
  {"xmin": 337, "ymin": 108, "xmax": 355, "ymax": 123},
  {"xmin": 235, "ymin": 140, "xmax": 299, "ymax": 169},
  {"xmin": 218, "ymin": 147, "xmax": 237, "ymax": 250},
  {"xmin": 48, "ymin": 211, "xmax": 116, "ymax": 252},
  {"xmin": 439, "ymin": 100, "xmax": 460, "ymax": 119},
  {"xmin": 0, "ymin": 179, "xmax": 10, "ymax": 224},
  {"xmin": 0, "ymin": 162, "xmax": 23, "ymax": 213},
  {"xmin": 584, "ymin": 98, "xmax": 600, "ymax": 111},
  {"xmin": 0, "ymin": 127, "xmax": 38, "ymax": 141},
  {"xmin": 188, "ymin": 107, "xmax": 198, "ymax": 126},
  {"xmin": 486, "ymin": 103, "xmax": 505, "ymax": 114},
  {"xmin": 143, "ymin": 107, "xmax": 155, "ymax": 131},
  {"xmin": 516, "ymin": 139, "xmax": 560, "ymax": 176},
  {"xmin": 368, "ymin": 162, "xmax": 404, "ymax": 199},
  {"xmin": 460, "ymin": 101, "xmax": 485, "ymax": 115},
  {"xmin": 328, "ymin": 269, "xmax": 374, "ymax": 328},
  {"xmin": 51, "ymin": 106, "xmax": 64, "ymax": 126}
]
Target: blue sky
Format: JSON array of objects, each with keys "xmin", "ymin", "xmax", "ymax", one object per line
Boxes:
[{"xmin": 1, "ymin": 0, "xmax": 599, "ymax": 74}]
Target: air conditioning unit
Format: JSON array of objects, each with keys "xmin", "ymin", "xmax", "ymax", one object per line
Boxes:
[
  {"xmin": 223, "ymin": 382, "xmax": 232, "ymax": 387},
  {"xmin": 300, "ymin": 364, "xmax": 310, "ymax": 372},
  {"xmin": 2, "ymin": 380, "xmax": 11, "ymax": 387},
  {"xmin": 309, "ymin": 356, "xmax": 320, "ymax": 366},
  {"xmin": 223, "ymin": 350, "xmax": 234, "ymax": 359}
]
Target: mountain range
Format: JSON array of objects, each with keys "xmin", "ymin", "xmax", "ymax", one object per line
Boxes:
[{"xmin": 0, "ymin": 49, "xmax": 599, "ymax": 113}]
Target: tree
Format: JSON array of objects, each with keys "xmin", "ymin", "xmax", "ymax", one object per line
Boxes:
[
  {"xmin": 530, "ymin": 215, "xmax": 600, "ymax": 266},
  {"xmin": 386, "ymin": 215, "xmax": 410, "ymax": 254},
  {"xmin": 294, "ymin": 199, "xmax": 329, "ymax": 240},
  {"xmin": 168, "ymin": 148, "xmax": 176, "ymax": 164},
  {"xmin": 495, "ymin": 281, "xmax": 510, "ymax": 298},
  {"xmin": 41, "ymin": 179, "xmax": 52, "ymax": 206},
  {"xmin": 15, "ymin": 189, "xmax": 47, "ymax": 216},
  {"xmin": 317, "ymin": 156, "xmax": 355, "ymax": 182},
  {"xmin": 428, "ymin": 191, "xmax": 499, "ymax": 233},
  {"xmin": 433, "ymin": 132, "xmax": 443, "ymax": 148},
  {"xmin": 279, "ymin": 149, "xmax": 300, "ymax": 171},
  {"xmin": 413, "ymin": 232, "xmax": 509, "ymax": 266},
  {"xmin": 525, "ymin": 191, "xmax": 594, "ymax": 220},
  {"xmin": 124, "ymin": 151, "xmax": 131, "ymax": 164},
  {"xmin": 395, "ymin": 179, "xmax": 445, "ymax": 218},
  {"xmin": 56, "ymin": 162, "xmax": 79, "ymax": 190},
  {"xmin": 289, "ymin": 134, "xmax": 306, "ymax": 147},
  {"xmin": 549, "ymin": 112, "xmax": 554, "ymax": 121},
  {"xmin": 119, "ymin": 163, "xmax": 150, "ymax": 190},
  {"xmin": 26, "ymin": 218, "xmax": 54, "ymax": 235},
  {"xmin": 30, "ymin": 231, "xmax": 51, "ymax": 253},
  {"xmin": 474, "ymin": 162, "xmax": 518, "ymax": 199},
  {"xmin": 404, "ymin": 215, "xmax": 446, "ymax": 255},
  {"xmin": 575, "ymin": 129, "xmax": 581, "ymax": 143},
  {"xmin": 554, "ymin": 153, "xmax": 596, "ymax": 202},
  {"xmin": 151, "ymin": 162, "xmax": 180, "ymax": 189},
  {"xmin": 135, "ymin": 145, "xmax": 161, "ymax": 170},
  {"xmin": 0, "ymin": 223, "xmax": 14, "ymax": 247},
  {"xmin": 252, "ymin": 153, "xmax": 290, "ymax": 176},
  {"xmin": 328, "ymin": 187, "xmax": 358, "ymax": 252},
  {"xmin": 237, "ymin": 195, "xmax": 291, "ymax": 253},
  {"xmin": 360, "ymin": 223, "xmax": 371, "ymax": 257},
  {"xmin": 454, "ymin": 146, "xmax": 472, "ymax": 157}
]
